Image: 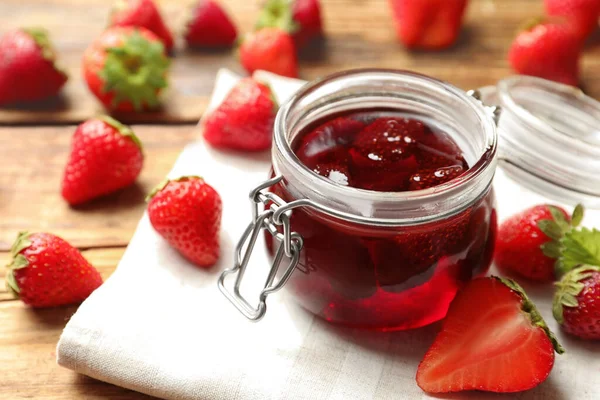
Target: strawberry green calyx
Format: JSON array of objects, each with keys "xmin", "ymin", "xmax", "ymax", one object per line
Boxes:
[
  {"xmin": 145, "ymin": 175, "xmax": 203, "ymax": 201},
  {"xmin": 555, "ymin": 228, "xmax": 600, "ymax": 276},
  {"xmin": 535, "ymin": 204, "xmax": 592, "ymax": 276},
  {"xmin": 22, "ymin": 27, "xmax": 69, "ymax": 77},
  {"xmin": 553, "ymin": 265, "xmax": 600, "ymax": 324},
  {"xmin": 22, "ymin": 28, "xmax": 56, "ymax": 61},
  {"xmin": 100, "ymin": 30, "xmax": 170, "ymax": 111},
  {"xmin": 97, "ymin": 115, "xmax": 143, "ymax": 150},
  {"xmin": 495, "ymin": 276, "xmax": 565, "ymax": 354},
  {"xmin": 5, "ymin": 231, "xmax": 33, "ymax": 297},
  {"xmin": 255, "ymin": 0, "xmax": 299, "ymax": 33}
]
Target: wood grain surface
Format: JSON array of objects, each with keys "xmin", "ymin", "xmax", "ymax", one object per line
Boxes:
[
  {"xmin": 1, "ymin": 0, "xmax": 600, "ymax": 399},
  {"xmin": 0, "ymin": 125, "xmax": 197, "ymax": 250},
  {"xmin": 0, "ymin": 0, "xmax": 599, "ymax": 125}
]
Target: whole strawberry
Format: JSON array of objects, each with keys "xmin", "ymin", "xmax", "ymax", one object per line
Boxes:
[
  {"xmin": 6, "ymin": 232, "xmax": 103, "ymax": 308},
  {"xmin": 109, "ymin": 0, "xmax": 174, "ymax": 53},
  {"xmin": 203, "ymin": 78, "xmax": 277, "ymax": 151},
  {"xmin": 256, "ymin": 0, "xmax": 323, "ymax": 47},
  {"xmin": 388, "ymin": 0, "xmax": 468, "ymax": 49},
  {"xmin": 83, "ymin": 26, "xmax": 170, "ymax": 112},
  {"xmin": 147, "ymin": 176, "xmax": 222, "ymax": 267},
  {"xmin": 185, "ymin": 0, "xmax": 238, "ymax": 48},
  {"xmin": 508, "ymin": 20, "xmax": 583, "ymax": 86},
  {"xmin": 239, "ymin": 27, "xmax": 298, "ymax": 78},
  {"xmin": 417, "ymin": 277, "xmax": 563, "ymax": 393},
  {"xmin": 61, "ymin": 116, "xmax": 144, "ymax": 206},
  {"xmin": 495, "ymin": 204, "xmax": 583, "ymax": 281},
  {"xmin": 554, "ymin": 265, "xmax": 600, "ymax": 339},
  {"xmin": 545, "ymin": 0, "xmax": 600, "ymax": 38},
  {"xmin": 0, "ymin": 28, "xmax": 67, "ymax": 105}
]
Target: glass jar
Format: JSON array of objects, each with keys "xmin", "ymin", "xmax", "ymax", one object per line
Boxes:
[
  {"xmin": 219, "ymin": 69, "xmax": 500, "ymax": 330},
  {"xmin": 479, "ymin": 76, "xmax": 600, "ymax": 213}
]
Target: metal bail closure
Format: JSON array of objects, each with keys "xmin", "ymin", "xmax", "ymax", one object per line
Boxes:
[
  {"xmin": 218, "ymin": 175, "xmax": 304, "ymax": 321},
  {"xmin": 467, "ymin": 89, "xmax": 502, "ymax": 126}
]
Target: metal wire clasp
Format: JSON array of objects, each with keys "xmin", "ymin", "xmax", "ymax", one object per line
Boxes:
[
  {"xmin": 218, "ymin": 175, "xmax": 304, "ymax": 321},
  {"xmin": 467, "ymin": 89, "xmax": 502, "ymax": 125}
]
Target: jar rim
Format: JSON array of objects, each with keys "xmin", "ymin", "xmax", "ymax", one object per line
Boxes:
[{"xmin": 273, "ymin": 69, "xmax": 499, "ymax": 225}]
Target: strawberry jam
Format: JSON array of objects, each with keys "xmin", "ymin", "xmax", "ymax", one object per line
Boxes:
[{"xmin": 269, "ymin": 110, "xmax": 497, "ymax": 330}]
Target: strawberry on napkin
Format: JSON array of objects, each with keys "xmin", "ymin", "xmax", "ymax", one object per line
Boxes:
[{"xmin": 56, "ymin": 69, "xmax": 600, "ymax": 400}]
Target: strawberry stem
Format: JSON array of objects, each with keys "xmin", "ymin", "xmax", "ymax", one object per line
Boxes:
[
  {"xmin": 145, "ymin": 176, "xmax": 203, "ymax": 202},
  {"xmin": 97, "ymin": 115, "xmax": 143, "ymax": 150},
  {"xmin": 255, "ymin": 0, "xmax": 299, "ymax": 33}
]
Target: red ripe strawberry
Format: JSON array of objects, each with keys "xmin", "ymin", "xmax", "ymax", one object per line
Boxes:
[
  {"xmin": 61, "ymin": 116, "xmax": 144, "ymax": 206},
  {"xmin": 417, "ymin": 277, "xmax": 564, "ymax": 393},
  {"xmin": 256, "ymin": 0, "xmax": 323, "ymax": 47},
  {"xmin": 109, "ymin": 0, "xmax": 174, "ymax": 52},
  {"xmin": 408, "ymin": 165, "xmax": 464, "ymax": 190},
  {"xmin": 292, "ymin": 0, "xmax": 324, "ymax": 46},
  {"xmin": 388, "ymin": 0, "xmax": 468, "ymax": 50},
  {"xmin": 147, "ymin": 176, "xmax": 222, "ymax": 267},
  {"xmin": 5, "ymin": 232, "xmax": 103, "ymax": 308},
  {"xmin": 203, "ymin": 78, "xmax": 277, "ymax": 151},
  {"xmin": 554, "ymin": 265, "xmax": 600, "ymax": 339},
  {"xmin": 0, "ymin": 28, "xmax": 67, "ymax": 105},
  {"xmin": 545, "ymin": 0, "xmax": 600, "ymax": 38},
  {"xmin": 239, "ymin": 27, "xmax": 298, "ymax": 78},
  {"xmin": 495, "ymin": 204, "xmax": 582, "ymax": 281},
  {"xmin": 184, "ymin": 0, "xmax": 238, "ymax": 48},
  {"xmin": 508, "ymin": 20, "xmax": 583, "ymax": 87},
  {"xmin": 82, "ymin": 27, "xmax": 170, "ymax": 112}
]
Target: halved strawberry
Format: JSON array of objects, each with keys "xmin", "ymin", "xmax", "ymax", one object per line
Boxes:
[{"xmin": 417, "ymin": 277, "xmax": 564, "ymax": 393}]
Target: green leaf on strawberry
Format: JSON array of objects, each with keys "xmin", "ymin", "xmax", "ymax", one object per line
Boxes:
[
  {"xmin": 555, "ymin": 228, "xmax": 600, "ymax": 276},
  {"xmin": 255, "ymin": 0, "xmax": 299, "ymax": 33},
  {"xmin": 553, "ymin": 265, "xmax": 600, "ymax": 325},
  {"xmin": 571, "ymin": 204, "xmax": 584, "ymax": 227},
  {"xmin": 100, "ymin": 30, "xmax": 170, "ymax": 110},
  {"xmin": 530, "ymin": 203, "xmax": 600, "ymax": 277}
]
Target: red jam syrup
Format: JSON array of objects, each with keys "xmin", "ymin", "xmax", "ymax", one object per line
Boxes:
[{"xmin": 269, "ymin": 110, "xmax": 497, "ymax": 330}]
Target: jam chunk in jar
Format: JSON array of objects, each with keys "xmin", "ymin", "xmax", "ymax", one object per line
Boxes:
[{"xmin": 268, "ymin": 110, "xmax": 496, "ymax": 330}]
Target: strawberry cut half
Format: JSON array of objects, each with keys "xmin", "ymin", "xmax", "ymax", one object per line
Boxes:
[{"xmin": 417, "ymin": 276, "xmax": 564, "ymax": 394}]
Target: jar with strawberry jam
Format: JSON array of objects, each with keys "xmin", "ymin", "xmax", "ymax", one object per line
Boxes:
[{"xmin": 219, "ymin": 69, "xmax": 500, "ymax": 330}]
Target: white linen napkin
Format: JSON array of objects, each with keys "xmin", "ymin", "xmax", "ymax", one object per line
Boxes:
[{"xmin": 57, "ymin": 69, "xmax": 600, "ymax": 400}]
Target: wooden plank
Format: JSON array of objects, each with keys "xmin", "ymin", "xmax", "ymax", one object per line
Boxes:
[
  {"xmin": 0, "ymin": 125, "xmax": 197, "ymax": 251},
  {"xmin": 0, "ymin": 248, "xmax": 157, "ymax": 399},
  {"xmin": 1, "ymin": 0, "xmax": 598, "ymax": 124}
]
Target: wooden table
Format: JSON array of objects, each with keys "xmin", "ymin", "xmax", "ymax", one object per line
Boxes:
[{"xmin": 1, "ymin": 0, "xmax": 598, "ymax": 398}]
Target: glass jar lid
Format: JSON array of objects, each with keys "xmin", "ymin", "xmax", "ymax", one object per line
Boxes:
[{"xmin": 479, "ymin": 76, "xmax": 600, "ymax": 209}]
